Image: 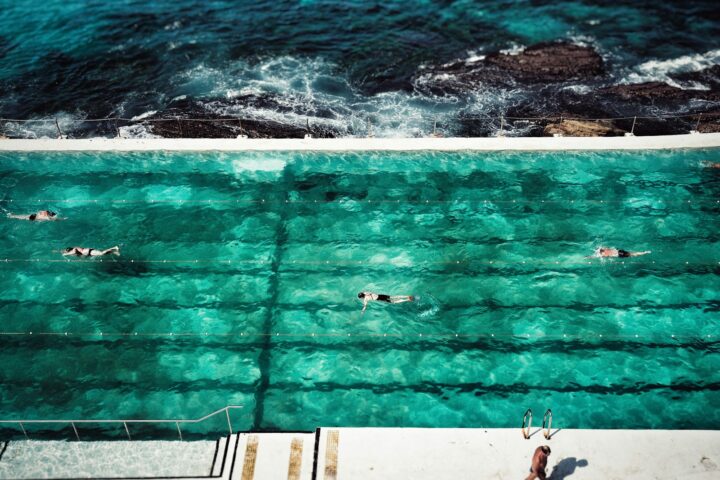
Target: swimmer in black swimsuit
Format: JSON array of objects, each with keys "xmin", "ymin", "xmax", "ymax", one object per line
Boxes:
[
  {"xmin": 358, "ymin": 291, "xmax": 414, "ymax": 314},
  {"xmin": 592, "ymin": 247, "xmax": 651, "ymax": 258},
  {"xmin": 62, "ymin": 246, "xmax": 120, "ymax": 257},
  {"xmin": 7, "ymin": 210, "xmax": 58, "ymax": 221}
]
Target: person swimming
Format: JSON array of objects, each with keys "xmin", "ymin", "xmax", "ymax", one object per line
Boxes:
[
  {"xmin": 62, "ymin": 246, "xmax": 120, "ymax": 257},
  {"xmin": 7, "ymin": 210, "xmax": 58, "ymax": 221},
  {"xmin": 592, "ymin": 246, "xmax": 651, "ymax": 258},
  {"xmin": 358, "ymin": 291, "xmax": 414, "ymax": 314}
]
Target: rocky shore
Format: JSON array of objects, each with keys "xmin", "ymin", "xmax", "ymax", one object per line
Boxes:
[
  {"xmin": 20, "ymin": 41, "xmax": 714, "ymax": 140},
  {"xmin": 413, "ymin": 41, "xmax": 605, "ymax": 95}
]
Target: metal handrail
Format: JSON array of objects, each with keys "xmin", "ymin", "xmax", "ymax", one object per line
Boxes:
[
  {"xmin": 521, "ymin": 408, "xmax": 532, "ymax": 439},
  {"xmin": 542, "ymin": 409, "xmax": 553, "ymax": 440},
  {"xmin": 0, "ymin": 405, "xmax": 243, "ymax": 441},
  {"xmin": 0, "ymin": 112, "xmax": 715, "ymax": 123}
]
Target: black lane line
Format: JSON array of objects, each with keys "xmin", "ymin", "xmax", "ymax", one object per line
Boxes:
[
  {"xmin": 209, "ymin": 437, "xmax": 220, "ymax": 476},
  {"xmin": 251, "ymin": 170, "xmax": 292, "ymax": 431},
  {"xmin": 218, "ymin": 431, "xmax": 232, "ymax": 478},
  {"xmin": 228, "ymin": 433, "xmax": 241, "ymax": 480},
  {"xmin": 311, "ymin": 427, "xmax": 321, "ymax": 480},
  {"xmin": 0, "ymin": 441, "xmax": 8, "ymax": 462}
]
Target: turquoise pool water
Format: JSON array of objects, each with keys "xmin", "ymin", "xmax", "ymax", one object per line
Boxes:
[{"xmin": 0, "ymin": 149, "xmax": 719, "ymax": 437}]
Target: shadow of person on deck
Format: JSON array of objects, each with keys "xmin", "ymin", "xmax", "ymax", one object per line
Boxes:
[{"xmin": 548, "ymin": 457, "xmax": 589, "ymax": 479}]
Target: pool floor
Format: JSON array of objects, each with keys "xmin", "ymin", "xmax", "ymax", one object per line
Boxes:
[{"xmin": 0, "ymin": 149, "xmax": 719, "ymax": 436}]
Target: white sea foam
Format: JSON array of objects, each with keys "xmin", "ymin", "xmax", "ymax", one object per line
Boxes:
[
  {"xmin": 1, "ymin": 112, "xmax": 80, "ymax": 139},
  {"xmin": 499, "ymin": 43, "xmax": 525, "ymax": 56},
  {"xmin": 171, "ymin": 56, "xmax": 462, "ymax": 138},
  {"xmin": 130, "ymin": 111, "xmax": 157, "ymax": 121},
  {"xmin": 118, "ymin": 123, "xmax": 161, "ymax": 139},
  {"xmin": 624, "ymin": 49, "xmax": 720, "ymax": 89}
]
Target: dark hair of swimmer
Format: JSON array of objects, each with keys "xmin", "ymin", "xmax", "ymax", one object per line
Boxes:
[
  {"xmin": 541, "ymin": 446, "xmax": 551, "ymax": 455},
  {"xmin": 63, "ymin": 247, "xmax": 74, "ymax": 254},
  {"xmin": 358, "ymin": 292, "xmax": 365, "ymax": 299}
]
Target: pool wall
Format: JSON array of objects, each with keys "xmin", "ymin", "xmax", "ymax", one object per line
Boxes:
[{"xmin": 1, "ymin": 132, "xmax": 720, "ymax": 151}]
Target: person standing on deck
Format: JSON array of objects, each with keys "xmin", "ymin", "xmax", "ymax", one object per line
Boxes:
[
  {"xmin": 526, "ymin": 445, "xmax": 551, "ymax": 480},
  {"xmin": 358, "ymin": 291, "xmax": 414, "ymax": 314}
]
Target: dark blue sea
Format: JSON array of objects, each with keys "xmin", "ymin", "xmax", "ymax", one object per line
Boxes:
[{"xmin": 0, "ymin": 0, "xmax": 718, "ymax": 137}]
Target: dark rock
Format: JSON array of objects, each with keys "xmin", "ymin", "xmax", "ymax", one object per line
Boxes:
[
  {"xmin": 695, "ymin": 110, "xmax": 720, "ymax": 133},
  {"xmin": 543, "ymin": 119, "xmax": 626, "ymax": 137},
  {"xmin": 484, "ymin": 42, "xmax": 604, "ymax": 82},
  {"xmin": 597, "ymin": 81, "xmax": 720, "ymax": 103},
  {"xmin": 414, "ymin": 42, "xmax": 604, "ymax": 95},
  {"xmin": 136, "ymin": 97, "xmax": 340, "ymax": 138},
  {"xmin": 670, "ymin": 65, "xmax": 720, "ymax": 91}
]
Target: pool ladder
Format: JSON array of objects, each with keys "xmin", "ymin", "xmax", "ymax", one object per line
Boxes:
[{"xmin": 521, "ymin": 409, "xmax": 553, "ymax": 440}]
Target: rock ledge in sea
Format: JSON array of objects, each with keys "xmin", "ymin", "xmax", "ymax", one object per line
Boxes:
[
  {"xmin": 543, "ymin": 119, "xmax": 626, "ymax": 137},
  {"xmin": 134, "ymin": 97, "xmax": 339, "ymax": 139},
  {"xmin": 414, "ymin": 41, "xmax": 604, "ymax": 94}
]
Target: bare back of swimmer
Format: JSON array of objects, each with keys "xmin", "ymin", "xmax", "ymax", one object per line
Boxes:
[
  {"xmin": 358, "ymin": 291, "xmax": 414, "ymax": 314},
  {"xmin": 591, "ymin": 247, "xmax": 651, "ymax": 258},
  {"xmin": 7, "ymin": 210, "xmax": 58, "ymax": 221},
  {"xmin": 62, "ymin": 246, "xmax": 120, "ymax": 257}
]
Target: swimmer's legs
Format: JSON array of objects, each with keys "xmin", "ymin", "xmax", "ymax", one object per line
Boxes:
[
  {"xmin": 94, "ymin": 246, "xmax": 120, "ymax": 256},
  {"xmin": 389, "ymin": 295, "xmax": 414, "ymax": 303}
]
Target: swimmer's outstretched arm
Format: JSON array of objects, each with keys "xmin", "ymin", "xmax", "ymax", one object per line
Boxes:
[
  {"xmin": 629, "ymin": 250, "xmax": 651, "ymax": 257},
  {"xmin": 7, "ymin": 213, "xmax": 30, "ymax": 220},
  {"xmin": 361, "ymin": 297, "xmax": 368, "ymax": 315}
]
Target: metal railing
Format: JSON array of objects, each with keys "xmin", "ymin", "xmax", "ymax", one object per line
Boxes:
[
  {"xmin": 0, "ymin": 112, "xmax": 717, "ymax": 139},
  {"xmin": 0, "ymin": 405, "xmax": 243, "ymax": 441},
  {"xmin": 522, "ymin": 408, "xmax": 555, "ymax": 440}
]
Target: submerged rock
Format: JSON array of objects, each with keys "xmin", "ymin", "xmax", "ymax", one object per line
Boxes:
[
  {"xmin": 414, "ymin": 42, "xmax": 604, "ymax": 94},
  {"xmin": 543, "ymin": 119, "xmax": 626, "ymax": 137}
]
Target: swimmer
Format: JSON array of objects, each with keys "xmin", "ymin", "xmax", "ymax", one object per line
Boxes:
[
  {"xmin": 7, "ymin": 210, "xmax": 58, "ymax": 221},
  {"xmin": 700, "ymin": 161, "xmax": 720, "ymax": 169},
  {"xmin": 62, "ymin": 246, "xmax": 120, "ymax": 257},
  {"xmin": 358, "ymin": 291, "xmax": 414, "ymax": 314},
  {"xmin": 591, "ymin": 247, "xmax": 651, "ymax": 258}
]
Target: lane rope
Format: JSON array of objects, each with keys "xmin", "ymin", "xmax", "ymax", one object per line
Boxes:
[
  {"xmin": 0, "ymin": 331, "xmax": 714, "ymax": 340},
  {"xmin": 0, "ymin": 258, "xmax": 718, "ymax": 266}
]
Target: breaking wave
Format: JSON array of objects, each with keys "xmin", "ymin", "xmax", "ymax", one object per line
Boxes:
[{"xmin": 623, "ymin": 49, "xmax": 720, "ymax": 89}]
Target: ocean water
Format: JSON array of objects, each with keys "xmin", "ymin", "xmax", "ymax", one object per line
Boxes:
[
  {"xmin": 0, "ymin": 148, "xmax": 719, "ymax": 438},
  {"xmin": 0, "ymin": 1, "xmax": 719, "ymax": 137}
]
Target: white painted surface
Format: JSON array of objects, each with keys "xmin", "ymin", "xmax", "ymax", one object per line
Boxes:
[
  {"xmin": 316, "ymin": 428, "xmax": 720, "ymax": 480},
  {"xmin": 0, "ymin": 133, "xmax": 719, "ymax": 151},
  {"xmin": 0, "ymin": 429, "xmax": 718, "ymax": 479}
]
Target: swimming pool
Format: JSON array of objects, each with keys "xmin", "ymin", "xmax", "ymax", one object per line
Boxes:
[{"xmin": 0, "ymin": 149, "xmax": 718, "ymax": 437}]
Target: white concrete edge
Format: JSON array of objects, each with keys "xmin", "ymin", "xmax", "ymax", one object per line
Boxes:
[{"xmin": 1, "ymin": 132, "xmax": 719, "ymax": 151}]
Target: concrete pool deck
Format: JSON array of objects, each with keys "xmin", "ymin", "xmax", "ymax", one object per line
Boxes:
[
  {"xmin": 1, "ymin": 132, "xmax": 720, "ymax": 151},
  {"xmin": 1, "ymin": 428, "xmax": 719, "ymax": 479}
]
